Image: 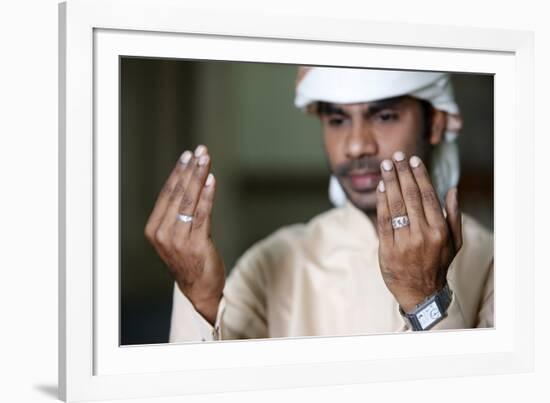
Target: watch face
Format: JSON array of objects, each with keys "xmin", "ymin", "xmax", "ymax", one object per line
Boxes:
[{"xmin": 417, "ymin": 301, "xmax": 442, "ymax": 329}]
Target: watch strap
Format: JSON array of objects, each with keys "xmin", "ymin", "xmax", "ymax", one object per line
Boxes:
[{"xmin": 400, "ymin": 282, "xmax": 453, "ymax": 331}]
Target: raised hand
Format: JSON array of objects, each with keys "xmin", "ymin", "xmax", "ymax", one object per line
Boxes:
[
  {"xmin": 144, "ymin": 145, "xmax": 225, "ymax": 324},
  {"xmin": 376, "ymin": 151, "xmax": 463, "ymax": 313}
]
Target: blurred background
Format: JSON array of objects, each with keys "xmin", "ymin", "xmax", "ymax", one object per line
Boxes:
[{"xmin": 120, "ymin": 58, "xmax": 493, "ymax": 345}]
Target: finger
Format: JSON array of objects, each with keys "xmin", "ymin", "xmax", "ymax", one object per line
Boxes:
[
  {"xmin": 145, "ymin": 150, "xmax": 193, "ymax": 236},
  {"xmin": 174, "ymin": 147, "xmax": 212, "ymax": 235},
  {"xmin": 391, "ymin": 151, "xmax": 426, "ymax": 230},
  {"xmin": 376, "ymin": 180, "xmax": 394, "ymax": 246},
  {"xmin": 409, "ymin": 155, "xmax": 445, "ymax": 227},
  {"xmin": 191, "ymin": 173, "xmax": 217, "ymax": 238},
  {"xmin": 380, "ymin": 158, "xmax": 409, "ymax": 237},
  {"xmin": 159, "ymin": 145, "xmax": 206, "ymax": 228},
  {"xmin": 444, "ymin": 187, "xmax": 463, "ymax": 252}
]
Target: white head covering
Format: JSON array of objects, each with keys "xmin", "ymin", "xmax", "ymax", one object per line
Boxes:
[{"xmin": 294, "ymin": 66, "xmax": 463, "ymax": 206}]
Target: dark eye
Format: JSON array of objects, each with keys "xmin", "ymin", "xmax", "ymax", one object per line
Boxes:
[
  {"xmin": 327, "ymin": 116, "xmax": 347, "ymax": 127},
  {"xmin": 376, "ymin": 111, "xmax": 398, "ymax": 122}
]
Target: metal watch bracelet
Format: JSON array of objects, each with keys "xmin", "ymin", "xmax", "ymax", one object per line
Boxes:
[{"xmin": 399, "ymin": 282, "xmax": 453, "ymax": 331}]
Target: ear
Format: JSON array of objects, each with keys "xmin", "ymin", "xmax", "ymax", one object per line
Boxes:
[{"xmin": 428, "ymin": 108, "xmax": 447, "ymax": 145}]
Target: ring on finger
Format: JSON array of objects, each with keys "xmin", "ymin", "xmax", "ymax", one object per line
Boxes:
[
  {"xmin": 177, "ymin": 214, "xmax": 193, "ymax": 223},
  {"xmin": 391, "ymin": 215, "xmax": 410, "ymax": 229}
]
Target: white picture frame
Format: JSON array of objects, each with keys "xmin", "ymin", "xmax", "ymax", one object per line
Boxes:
[{"xmin": 59, "ymin": 0, "xmax": 534, "ymax": 401}]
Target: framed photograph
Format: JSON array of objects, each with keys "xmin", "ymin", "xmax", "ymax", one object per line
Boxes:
[{"xmin": 59, "ymin": 0, "xmax": 534, "ymax": 401}]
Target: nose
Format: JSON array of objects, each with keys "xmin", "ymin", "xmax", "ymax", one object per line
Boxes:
[{"xmin": 344, "ymin": 120, "xmax": 378, "ymax": 159}]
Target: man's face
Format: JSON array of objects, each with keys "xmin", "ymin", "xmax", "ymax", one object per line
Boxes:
[{"xmin": 317, "ymin": 96, "xmax": 432, "ymax": 213}]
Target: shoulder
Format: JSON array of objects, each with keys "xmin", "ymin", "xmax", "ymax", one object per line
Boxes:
[
  {"xmin": 461, "ymin": 213, "xmax": 493, "ymax": 254},
  {"xmin": 447, "ymin": 213, "xmax": 494, "ymax": 322},
  {"xmin": 450, "ymin": 213, "xmax": 493, "ymax": 282}
]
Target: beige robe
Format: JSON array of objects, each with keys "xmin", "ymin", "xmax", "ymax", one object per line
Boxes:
[{"xmin": 169, "ymin": 201, "xmax": 494, "ymax": 342}]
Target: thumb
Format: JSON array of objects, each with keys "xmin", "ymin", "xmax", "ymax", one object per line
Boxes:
[{"xmin": 444, "ymin": 187, "xmax": 463, "ymax": 252}]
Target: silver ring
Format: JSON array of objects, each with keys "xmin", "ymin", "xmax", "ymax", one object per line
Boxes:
[
  {"xmin": 391, "ymin": 215, "xmax": 410, "ymax": 229},
  {"xmin": 177, "ymin": 214, "xmax": 193, "ymax": 223}
]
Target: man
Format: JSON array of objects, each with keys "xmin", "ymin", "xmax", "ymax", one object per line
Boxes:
[{"xmin": 144, "ymin": 66, "xmax": 493, "ymax": 342}]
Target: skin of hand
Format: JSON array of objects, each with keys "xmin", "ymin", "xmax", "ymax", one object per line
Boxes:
[
  {"xmin": 144, "ymin": 145, "xmax": 225, "ymax": 325},
  {"xmin": 376, "ymin": 151, "xmax": 463, "ymax": 312}
]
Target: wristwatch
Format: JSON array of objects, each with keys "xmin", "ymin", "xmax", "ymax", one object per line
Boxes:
[{"xmin": 400, "ymin": 282, "xmax": 453, "ymax": 331}]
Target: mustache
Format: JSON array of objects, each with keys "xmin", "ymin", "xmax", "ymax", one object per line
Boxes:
[{"xmin": 333, "ymin": 157, "xmax": 382, "ymax": 176}]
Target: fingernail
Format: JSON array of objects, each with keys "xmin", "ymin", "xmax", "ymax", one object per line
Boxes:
[
  {"xmin": 194, "ymin": 145, "xmax": 206, "ymax": 157},
  {"xmin": 381, "ymin": 160, "xmax": 393, "ymax": 171},
  {"xmin": 180, "ymin": 151, "xmax": 192, "ymax": 164},
  {"xmin": 205, "ymin": 173, "xmax": 214, "ymax": 187},
  {"xmin": 409, "ymin": 156, "xmax": 421, "ymax": 168},
  {"xmin": 198, "ymin": 154, "xmax": 210, "ymax": 166},
  {"xmin": 378, "ymin": 180, "xmax": 385, "ymax": 192},
  {"xmin": 393, "ymin": 151, "xmax": 405, "ymax": 162}
]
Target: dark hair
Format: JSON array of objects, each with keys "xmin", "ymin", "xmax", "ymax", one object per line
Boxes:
[{"xmin": 418, "ymin": 98, "xmax": 434, "ymax": 139}]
